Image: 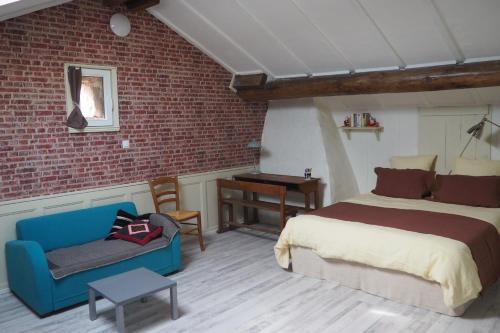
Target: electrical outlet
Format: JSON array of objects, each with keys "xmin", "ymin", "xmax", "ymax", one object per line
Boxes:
[{"xmin": 121, "ymin": 140, "xmax": 130, "ymax": 149}]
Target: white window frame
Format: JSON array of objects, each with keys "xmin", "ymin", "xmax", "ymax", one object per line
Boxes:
[{"xmin": 64, "ymin": 63, "xmax": 120, "ymax": 133}]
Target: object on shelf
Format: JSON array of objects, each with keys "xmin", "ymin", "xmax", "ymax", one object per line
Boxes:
[{"xmin": 344, "ymin": 113, "xmax": 379, "ymax": 128}]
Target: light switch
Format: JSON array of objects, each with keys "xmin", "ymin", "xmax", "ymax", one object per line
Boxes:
[{"xmin": 122, "ymin": 140, "xmax": 130, "ymax": 149}]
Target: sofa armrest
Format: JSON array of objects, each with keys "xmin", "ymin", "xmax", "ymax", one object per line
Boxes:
[
  {"xmin": 5, "ymin": 240, "xmax": 53, "ymax": 316},
  {"xmin": 170, "ymin": 233, "xmax": 181, "ymax": 269}
]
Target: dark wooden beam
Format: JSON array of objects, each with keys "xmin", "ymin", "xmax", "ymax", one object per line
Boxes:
[
  {"xmin": 235, "ymin": 61, "xmax": 500, "ymax": 101},
  {"xmin": 102, "ymin": 0, "xmax": 159, "ymax": 11},
  {"xmin": 125, "ymin": 0, "xmax": 159, "ymax": 11},
  {"xmin": 232, "ymin": 73, "xmax": 267, "ymax": 89},
  {"xmin": 102, "ymin": 0, "xmax": 124, "ymax": 6}
]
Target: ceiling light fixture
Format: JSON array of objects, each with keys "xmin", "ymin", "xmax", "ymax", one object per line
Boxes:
[{"xmin": 110, "ymin": 13, "xmax": 131, "ymax": 37}]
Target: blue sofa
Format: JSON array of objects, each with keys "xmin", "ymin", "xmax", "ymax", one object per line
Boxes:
[{"xmin": 5, "ymin": 202, "xmax": 181, "ymax": 316}]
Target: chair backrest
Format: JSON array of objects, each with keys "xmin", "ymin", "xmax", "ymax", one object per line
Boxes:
[
  {"xmin": 16, "ymin": 202, "xmax": 137, "ymax": 251},
  {"xmin": 148, "ymin": 176, "xmax": 180, "ymax": 213}
]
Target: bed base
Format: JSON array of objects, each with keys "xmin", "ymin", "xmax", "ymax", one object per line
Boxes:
[{"xmin": 290, "ymin": 246, "xmax": 472, "ymax": 316}]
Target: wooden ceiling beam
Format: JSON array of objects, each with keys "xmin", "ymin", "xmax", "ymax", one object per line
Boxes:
[
  {"xmin": 102, "ymin": 0, "xmax": 125, "ymax": 6},
  {"xmin": 102, "ymin": 0, "xmax": 159, "ymax": 11},
  {"xmin": 232, "ymin": 73, "xmax": 267, "ymax": 89},
  {"xmin": 235, "ymin": 61, "xmax": 500, "ymax": 101},
  {"xmin": 125, "ymin": 0, "xmax": 159, "ymax": 11}
]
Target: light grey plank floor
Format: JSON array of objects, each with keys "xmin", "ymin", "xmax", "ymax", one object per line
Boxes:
[{"xmin": 1, "ymin": 230, "xmax": 500, "ymax": 333}]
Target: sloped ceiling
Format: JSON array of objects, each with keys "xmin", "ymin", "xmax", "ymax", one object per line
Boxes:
[
  {"xmin": 0, "ymin": 0, "xmax": 71, "ymax": 21},
  {"xmin": 149, "ymin": 0, "xmax": 500, "ymax": 78},
  {"xmin": 3, "ymin": 0, "xmax": 500, "ymax": 107}
]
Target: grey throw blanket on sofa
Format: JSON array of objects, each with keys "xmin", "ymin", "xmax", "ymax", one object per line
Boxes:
[
  {"xmin": 150, "ymin": 213, "xmax": 181, "ymax": 241},
  {"xmin": 46, "ymin": 213, "xmax": 180, "ymax": 280}
]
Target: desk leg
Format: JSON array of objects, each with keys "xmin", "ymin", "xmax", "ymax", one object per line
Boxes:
[
  {"xmin": 304, "ymin": 192, "xmax": 311, "ymax": 211},
  {"xmin": 217, "ymin": 200, "xmax": 223, "ymax": 233},
  {"xmin": 116, "ymin": 305, "xmax": 125, "ymax": 333},
  {"xmin": 314, "ymin": 190, "xmax": 320, "ymax": 209},
  {"xmin": 228, "ymin": 204, "xmax": 234, "ymax": 228},
  {"xmin": 89, "ymin": 288, "xmax": 97, "ymax": 321},
  {"xmin": 252, "ymin": 192, "xmax": 259, "ymax": 223},
  {"xmin": 243, "ymin": 191, "xmax": 249, "ymax": 223}
]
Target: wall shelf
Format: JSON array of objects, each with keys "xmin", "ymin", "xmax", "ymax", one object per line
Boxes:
[{"xmin": 339, "ymin": 126, "xmax": 384, "ymax": 140}]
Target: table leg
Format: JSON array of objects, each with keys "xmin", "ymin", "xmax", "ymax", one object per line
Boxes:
[
  {"xmin": 304, "ymin": 192, "xmax": 311, "ymax": 211},
  {"xmin": 252, "ymin": 192, "xmax": 259, "ymax": 223},
  {"xmin": 116, "ymin": 305, "xmax": 125, "ymax": 333},
  {"xmin": 228, "ymin": 203, "xmax": 234, "ymax": 230},
  {"xmin": 217, "ymin": 198, "xmax": 224, "ymax": 233},
  {"xmin": 89, "ymin": 288, "xmax": 97, "ymax": 321},
  {"xmin": 243, "ymin": 191, "xmax": 249, "ymax": 223},
  {"xmin": 170, "ymin": 284, "xmax": 179, "ymax": 320},
  {"xmin": 314, "ymin": 190, "xmax": 320, "ymax": 209}
]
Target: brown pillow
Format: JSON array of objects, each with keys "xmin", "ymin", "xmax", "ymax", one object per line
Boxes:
[
  {"xmin": 372, "ymin": 167, "xmax": 435, "ymax": 199},
  {"xmin": 432, "ymin": 175, "xmax": 500, "ymax": 208}
]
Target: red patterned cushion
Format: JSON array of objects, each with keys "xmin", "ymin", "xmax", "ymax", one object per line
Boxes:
[
  {"xmin": 105, "ymin": 210, "xmax": 151, "ymax": 240},
  {"xmin": 113, "ymin": 222, "xmax": 163, "ymax": 245}
]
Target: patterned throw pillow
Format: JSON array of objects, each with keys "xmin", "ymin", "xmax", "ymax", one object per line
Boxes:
[
  {"xmin": 105, "ymin": 210, "xmax": 151, "ymax": 240},
  {"xmin": 112, "ymin": 223, "xmax": 163, "ymax": 246}
]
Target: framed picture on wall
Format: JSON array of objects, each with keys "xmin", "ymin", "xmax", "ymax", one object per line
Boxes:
[{"xmin": 64, "ymin": 63, "xmax": 120, "ymax": 133}]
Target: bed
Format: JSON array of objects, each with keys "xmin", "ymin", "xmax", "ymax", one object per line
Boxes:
[{"xmin": 275, "ymin": 193, "xmax": 500, "ymax": 316}]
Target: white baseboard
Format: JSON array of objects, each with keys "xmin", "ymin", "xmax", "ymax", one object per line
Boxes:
[{"xmin": 0, "ymin": 166, "xmax": 253, "ymax": 292}]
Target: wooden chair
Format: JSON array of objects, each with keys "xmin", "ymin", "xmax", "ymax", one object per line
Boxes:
[{"xmin": 148, "ymin": 176, "xmax": 205, "ymax": 251}]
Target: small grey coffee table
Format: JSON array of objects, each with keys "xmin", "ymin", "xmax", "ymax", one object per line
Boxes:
[{"xmin": 88, "ymin": 268, "xmax": 178, "ymax": 333}]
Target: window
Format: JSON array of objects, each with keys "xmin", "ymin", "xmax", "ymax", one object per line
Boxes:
[{"xmin": 64, "ymin": 64, "xmax": 120, "ymax": 133}]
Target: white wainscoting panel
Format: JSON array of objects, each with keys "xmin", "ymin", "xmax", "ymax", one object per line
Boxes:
[
  {"xmin": 0, "ymin": 166, "xmax": 252, "ymax": 291},
  {"xmin": 418, "ymin": 106, "xmax": 492, "ymax": 173}
]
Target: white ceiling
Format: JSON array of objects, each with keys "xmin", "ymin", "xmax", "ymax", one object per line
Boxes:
[
  {"xmin": 0, "ymin": 0, "xmax": 71, "ymax": 21},
  {"xmin": 2, "ymin": 0, "xmax": 500, "ymax": 86},
  {"xmin": 3, "ymin": 0, "xmax": 500, "ymax": 80},
  {"xmin": 148, "ymin": 0, "xmax": 500, "ymax": 78}
]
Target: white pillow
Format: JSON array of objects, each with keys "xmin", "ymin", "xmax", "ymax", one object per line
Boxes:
[
  {"xmin": 453, "ymin": 157, "xmax": 500, "ymax": 176},
  {"xmin": 390, "ymin": 155, "xmax": 437, "ymax": 171}
]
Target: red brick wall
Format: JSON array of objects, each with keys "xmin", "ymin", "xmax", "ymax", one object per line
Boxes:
[{"xmin": 0, "ymin": 0, "xmax": 267, "ymax": 201}]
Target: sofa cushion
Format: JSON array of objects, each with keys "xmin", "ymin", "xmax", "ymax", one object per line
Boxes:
[
  {"xmin": 113, "ymin": 223, "xmax": 163, "ymax": 245},
  {"xmin": 105, "ymin": 209, "xmax": 151, "ymax": 240},
  {"xmin": 46, "ymin": 237, "xmax": 168, "ymax": 279}
]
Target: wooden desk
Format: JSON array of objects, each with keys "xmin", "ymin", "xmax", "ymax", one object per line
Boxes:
[
  {"xmin": 217, "ymin": 179, "xmax": 298, "ymax": 234},
  {"xmin": 233, "ymin": 173, "xmax": 321, "ymax": 217}
]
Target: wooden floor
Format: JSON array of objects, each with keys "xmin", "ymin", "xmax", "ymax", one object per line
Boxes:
[{"xmin": 1, "ymin": 230, "xmax": 500, "ymax": 333}]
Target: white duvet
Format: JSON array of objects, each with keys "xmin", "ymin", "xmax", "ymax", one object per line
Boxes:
[{"xmin": 275, "ymin": 193, "xmax": 500, "ymax": 308}]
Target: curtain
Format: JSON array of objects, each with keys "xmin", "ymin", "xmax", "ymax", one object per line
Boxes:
[{"xmin": 65, "ymin": 66, "xmax": 88, "ymax": 129}]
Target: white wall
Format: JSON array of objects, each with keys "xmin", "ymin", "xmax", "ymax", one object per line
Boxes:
[
  {"xmin": 328, "ymin": 106, "xmax": 419, "ymax": 193},
  {"xmin": 315, "ymin": 102, "xmax": 360, "ymax": 201},
  {"xmin": 0, "ymin": 166, "xmax": 252, "ymax": 291},
  {"xmin": 317, "ymin": 100, "xmax": 499, "ymax": 194},
  {"xmin": 260, "ymin": 99, "xmax": 333, "ymax": 205},
  {"xmin": 260, "ymin": 99, "xmax": 358, "ymax": 206}
]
